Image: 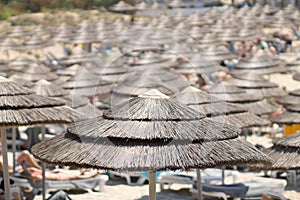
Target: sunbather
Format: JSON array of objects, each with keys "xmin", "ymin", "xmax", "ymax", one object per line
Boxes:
[{"xmin": 0, "ymin": 150, "xmax": 99, "ymax": 181}]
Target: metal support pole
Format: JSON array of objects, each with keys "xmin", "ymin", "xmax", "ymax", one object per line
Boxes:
[
  {"xmin": 196, "ymin": 169, "xmax": 203, "ymax": 200},
  {"xmin": 1, "ymin": 128, "xmax": 11, "ymax": 200},
  {"xmin": 41, "ymin": 126, "xmax": 46, "ymax": 200}
]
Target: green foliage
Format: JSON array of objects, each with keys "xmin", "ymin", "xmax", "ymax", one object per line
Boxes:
[
  {"xmin": 204, "ymin": 1, "xmax": 224, "ymax": 7},
  {"xmin": 0, "ymin": 0, "xmax": 121, "ymax": 21}
]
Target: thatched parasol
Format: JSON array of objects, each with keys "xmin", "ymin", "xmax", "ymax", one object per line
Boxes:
[
  {"xmin": 208, "ymin": 83, "xmax": 262, "ymax": 103},
  {"xmin": 32, "ymin": 25, "xmax": 52, "ymax": 35},
  {"xmin": 293, "ymin": 73, "xmax": 300, "ymax": 81},
  {"xmin": 276, "ymin": 89, "xmax": 300, "ymax": 106},
  {"xmin": 13, "ymin": 63, "xmax": 58, "ymax": 82},
  {"xmin": 58, "ymin": 52, "xmax": 100, "ymax": 66},
  {"xmin": 174, "ymin": 86, "xmax": 270, "ymax": 128},
  {"xmin": 235, "ymin": 101, "xmax": 277, "ymax": 116},
  {"xmin": 271, "ymin": 104, "xmax": 300, "ymax": 124},
  {"xmin": 8, "ymin": 56, "xmax": 35, "ymax": 71},
  {"xmin": 201, "ymin": 46, "xmax": 237, "ymax": 61},
  {"xmin": 175, "ymin": 54, "xmax": 227, "ymax": 75},
  {"xmin": 8, "ymin": 74, "xmax": 34, "ymax": 88},
  {"xmin": 56, "ymin": 64, "xmax": 81, "ymax": 77},
  {"xmin": 254, "ymin": 132, "xmax": 300, "ymax": 170},
  {"xmin": 168, "ymin": 0, "xmax": 186, "ymax": 8},
  {"xmin": 6, "ymin": 26, "xmax": 31, "ymax": 37},
  {"xmin": 109, "ymin": 1, "xmax": 137, "ymax": 12},
  {"xmin": 23, "ymin": 35, "xmax": 53, "ymax": 50},
  {"xmin": 32, "ymin": 89, "xmax": 270, "ymax": 200},
  {"xmin": 230, "ymin": 56, "xmax": 286, "ymax": 75},
  {"xmin": 0, "ymin": 76, "xmax": 83, "ymax": 199},
  {"xmin": 0, "ymin": 38, "xmax": 22, "ymax": 51},
  {"xmin": 228, "ymin": 74, "xmax": 287, "ymax": 98},
  {"xmin": 32, "ymin": 79, "xmax": 69, "ymax": 97}
]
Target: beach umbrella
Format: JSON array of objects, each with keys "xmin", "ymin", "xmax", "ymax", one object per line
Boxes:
[
  {"xmin": 201, "ymin": 46, "xmax": 237, "ymax": 62},
  {"xmin": 136, "ymin": 1, "xmax": 148, "ymax": 10},
  {"xmin": 0, "ymin": 76, "xmax": 83, "ymax": 199},
  {"xmin": 207, "ymin": 83, "xmax": 271, "ymax": 125},
  {"xmin": 254, "ymin": 132, "xmax": 300, "ymax": 170},
  {"xmin": 175, "ymin": 54, "xmax": 227, "ymax": 75},
  {"xmin": 293, "ymin": 73, "xmax": 300, "ymax": 81},
  {"xmin": 228, "ymin": 74, "xmax": 287, "ymax": 98},
  {"xmin": 32, "ymin": 79, "xmax": 69, "ymax": 97},
  {"xmin": 8, "ymin": 74, "xmax": 34, "ymax": 88},
  {"xmin": 271, "ymin": 104, "xmax": 300, "ymax": 124},
  {"xmin": 6, "ymin": 26, "xmax": 31, "ymax": 37},
  {"xmin": 63, "ymin": 67, "xmax": 114, "ymax": 97},
  {"xmin": 276, "ymin": 89, "xmax": 300, "ymax": 106},
  {"xmin": 56, "ymin": 64, "xmax": 81, "ymax": 77},
  {"xmin": 174, "ymin": 86, "xmax": 270, "ymax": 129},
  {"xmin": 32, "ymin": 89, "xmax": 270, "ymax": 200},
  {"xmin": 58, "ymin": 52, "xmax": 100, "ymax": 66},
  {"xmin": 31, "ymin": 25, "xmax": 52, "ymax": 35},
  {"xmin": 262, "ymin": 4, "xmax": 278, "ymax": 15},
  {"xmin": 8, "ymin": 56, "xmax": 35, "ymax": 71},
  {"xmin": 127, "ymin": 52, "xmax": 173, "ymax": 69},
  {"xmin": 168, "ymin": 0, "xmax": 186, "ymax": 8},
  {"xmin": 230, "ymin": 56, "xmax": 286, "ymax": 75},
  {"xmin": 0, "ymin": 38, "xmax": 22, "ymax": 51},
  {"xmin": 12, "ymin": 63, "xmax": 58, "ymax": 82},
  {"xmin": 23, "ymin": 35, "xmax": 53, "ymax": 50},
  {"xmin": 109, "ymin": 1, "xmax": 137, "ymax": 12},
  {"xmin": 84, "ymin": 59, "xmax": 129, "ymax": 83}
]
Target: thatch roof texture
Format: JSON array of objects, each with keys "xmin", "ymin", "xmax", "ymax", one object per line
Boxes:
[
  {"xmin": 32, "ymin": 79, "xmax": 69, "ymax": 97},
  {"xmin": 0, "ymin": 77, "xmax": 83, "ymax": 126},
  {"xmin": 255, "ymin": 133, "xmax": 300, "ymax": 170},
  {"xmin": 32, "ymin": 89, "xmax": 270, "ymax": 171}
]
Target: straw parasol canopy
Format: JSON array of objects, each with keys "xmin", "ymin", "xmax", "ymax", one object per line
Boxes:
[
  {"xmin": 6, "ymin": 26, "xmax": 31, "ymax": 37},
  {"xmin": 56, "ymin": 64, "xmax": 81, "ymax": 77},
  {"xmin": 168, "ymin": 0, "xmax": 186, "ymax": 8},
  {"xmin": 208, "ymin": 83, "xmax": 262, "ymax": 103},
  {"xmin": 23, "ymin": 35, "xmax": 52, "ymax": 50},
  {"xmin": 8, "ymin": 74, "xmax": 34, "ymax": 88},
  {"xmin": 0, "ymin": 38, "xmax": 22, "ymax": 51},
  {"xmin": 0, "ymin": 76, "xmax": 83, "ymax": 199},
  {"xmin": 255, "ymin": 132, "xmax": 300, "ymax": 170},
  {"xmin": 271, "ymin": 104, "xmax": 300, "ymax": 124},
  {"xmin": 32, "ymin": 79, "xmax": 69, "ymax": 97},
  {"xmin": 276, "ymin": 89, "xmax": 300, "ymax": 106},
  {"xmin": 293, "ymin": 73, "xmax": 300, "ymax": 81},
  {"xmin": 175, "ymin": 54, "xmax": 227, "ymax": 75},
  {"xmin": 13, "ymin": 63, "xmax": 58, "ymax": 82},
  {"xmin": 174, "ymin": 86, "xmax": 270, "ymax": 128},
  {"xmin": 31, "ymin": 25, "xmax": 52, "ymax": 35},
  {"xmin": 230, "ymin": 56, "xmax": 286, "ymax": 75},
  {"xmin": 109, "ymin": 1, "xmax": 137, "ymax": 12},
  {"xmin": 32, "ymin": 89, "xmax": 270, "ymax": 171},
  {"xmin": 201, "ymin": 46, "xmax": 237, "ymax": 61},
  {"xmin": 228, "ymin": 74, "xmax": 287, "ymax": 98}
]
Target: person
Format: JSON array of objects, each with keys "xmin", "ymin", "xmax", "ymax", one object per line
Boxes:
[
  {"xmin": 257, "ymin": 37, "xmax": 269, "ymax": 50},
  {"xmin": 0, "ymin": 150, "xmax": 99, "ymax": 181}
]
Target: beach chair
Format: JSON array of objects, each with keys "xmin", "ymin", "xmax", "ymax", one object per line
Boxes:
[
  {"xmin": 190, "ymin": 177, "xmax": 287, "ymax": 200},
  {"xmin": 108, "ymin": 171, "xmax": 147, "ymax": 185},
  {"xmin": 158, "ymin": 169, "xmax": 234, "ymax": 190},
  {"xmin": 9, "ymin": 174, "xmax": 108, "ymax": 195}
]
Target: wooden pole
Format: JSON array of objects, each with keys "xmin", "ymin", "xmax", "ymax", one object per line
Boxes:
[
  {"xmin": 196, "ymin": 169, "xmax": 203, "ymax": 200},
  {"xmin": 1, "ymin": 128, "xmax": 11, "ymax": 200},
  {"xmin": 41, "ymin": 125, "xmax": 46, "ymax": 200},
  {"xmin": 149, "ymin": 171, "xmax": 156, "ymax": 200},
  {"xmin": 12, "ymin": 128, "xmax": 16, "ymax": 174}
]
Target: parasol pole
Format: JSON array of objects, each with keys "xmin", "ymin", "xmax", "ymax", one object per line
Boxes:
[
  {"xmin": 196, "ymin": 169, "xmax": 203, "ymax": 200},
  {"xmin": 1, "ymin": 128, "xmax": 11, "ymax": 200},
  {"xmin": 222, "ymin": 166, "xmax": 225, "ymax": 185},
  {"xmin": 41, "ymin": 125, "xmax": 46, "ymax": 200},
  {"xmin": 149, "ymin": 171, "xmax": 156, "ymax": 200},
  {"xmin": 12, "ymin": 128, "xmax": 16, "ymax": 174}
]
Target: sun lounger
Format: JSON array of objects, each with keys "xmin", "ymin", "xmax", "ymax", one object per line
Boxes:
[
  {"xmin": 108, "ymin": 171, "xmax": 147, "ymax": 185},
  {"xmin": 190, "ymin": 177, "xmax": 287, "ymax": 200},
  {"xmin": 9, "ymin": 174, "xmax": 108, "ymax": 194},
  {"xmin": 158, "ymin": 169, "xmax": 234, "ymax": 190}
]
